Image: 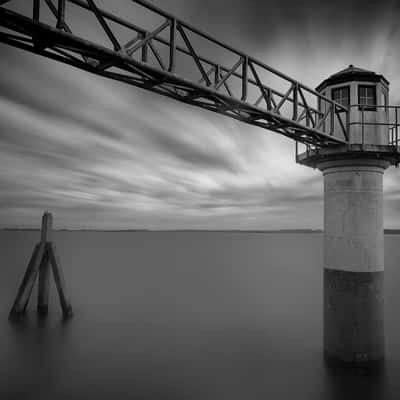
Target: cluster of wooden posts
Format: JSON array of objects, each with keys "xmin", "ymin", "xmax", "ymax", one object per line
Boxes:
[{"xmin": 9, "ymin": 212, "xmax": 73, "ymax": 320}]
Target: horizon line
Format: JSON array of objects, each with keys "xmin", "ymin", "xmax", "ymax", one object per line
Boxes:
[{"xmin": 3, "ymin": 228, "xmax": 400, "ymax": 233}]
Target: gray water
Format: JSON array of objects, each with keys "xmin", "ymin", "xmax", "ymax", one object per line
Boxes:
[{"xmin": 1, "ymin": 231, "xmax": 400, "ymax": 399}]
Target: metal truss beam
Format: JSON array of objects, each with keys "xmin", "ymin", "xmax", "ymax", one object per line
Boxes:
[{"xmin": 0, "ymin": 0, "xmax": 349, "ymax": 147}]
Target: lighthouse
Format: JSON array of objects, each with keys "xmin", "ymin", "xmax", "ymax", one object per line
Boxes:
[{"xmin": 297, "ymin": 65, "xmax": 400, "ymax": 366}]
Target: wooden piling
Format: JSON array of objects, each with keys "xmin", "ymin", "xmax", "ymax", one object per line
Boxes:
[
  {"xmin": 9, "ymin": 243, "xmax": 42, "ymax": 318},
  {"xmin": 37, "ymin": 250, "xmax": 50, "ymax": 315},
  {"xmin": 9, "ymin": 212, "xmax": 73, "ymax": 320},
  {"xmin": 48, "ymin": 243, "xmax": 73, "ymax": 318},
  {"xmin": 37, "ymin": 213, "xmax": 52, "ymax": 315}
]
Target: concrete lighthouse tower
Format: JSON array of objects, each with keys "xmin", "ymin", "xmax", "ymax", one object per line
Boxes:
[{"xmin": 297, "ymin": 65, "xmax": 400, "ymax": 366}]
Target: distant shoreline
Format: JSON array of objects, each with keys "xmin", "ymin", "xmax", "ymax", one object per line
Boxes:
[
  {"xmin": 3, "ymin": 228, "xmax": 322, "ymax": 233},
  {"xmin": 3, "ymin": 228, "xmax": 400, "ymax": 234}
]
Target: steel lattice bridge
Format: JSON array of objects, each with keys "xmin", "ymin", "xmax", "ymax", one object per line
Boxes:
[{"xmin": 0, "ymin": 0, "xmax": 354, "ymax": 148}]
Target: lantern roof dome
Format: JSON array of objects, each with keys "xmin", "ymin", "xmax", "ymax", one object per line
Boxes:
[{"xmin": 316, "ymin": 64, "xmax": 389, "ymax": 92}]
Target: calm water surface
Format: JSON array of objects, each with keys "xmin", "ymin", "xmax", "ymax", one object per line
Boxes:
[{"xmin": 1, "ymin": 231, "xmax": 400, "ymax": 399}]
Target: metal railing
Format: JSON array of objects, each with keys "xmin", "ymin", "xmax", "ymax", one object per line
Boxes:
[
  {"xmin": 296, "ymin": 104, "xmax": 400, "ymax": 161},
  {"xmin": 349, "ymin": 104, "xmax": 400, "ymax": 147}
]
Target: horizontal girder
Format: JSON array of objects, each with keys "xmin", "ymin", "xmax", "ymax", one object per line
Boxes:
[{"xmin": 0, "ymin": 0, "xmax": 349, "ymax": 147}]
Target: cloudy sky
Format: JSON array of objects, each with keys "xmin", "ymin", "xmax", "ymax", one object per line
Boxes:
[{"xmin": 1, "ymin": 0, "xmax": 400, "ymax": 229}]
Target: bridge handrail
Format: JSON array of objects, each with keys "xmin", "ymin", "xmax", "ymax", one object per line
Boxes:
[
  {"xmin": 348, "ymin": 104, "xmax": 400, "ymax": 147},
  {"xmin": 69, "ymin": 0, "xmax": 348, "ymax": 111}
]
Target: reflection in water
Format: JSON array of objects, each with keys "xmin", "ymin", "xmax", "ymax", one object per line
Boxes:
[{"xmin": 0, "ymin": 232, "xmax": 399, "ymax": 399}]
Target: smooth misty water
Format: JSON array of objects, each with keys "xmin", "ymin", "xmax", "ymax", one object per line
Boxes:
[{"xmin": 1, "ymin": 231, "xmax": 400, "ymax": 399}]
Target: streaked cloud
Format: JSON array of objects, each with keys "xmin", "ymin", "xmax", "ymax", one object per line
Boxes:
[{"xmin": 0, "ymin": 0, "xmax": 400, "ymax": 229}]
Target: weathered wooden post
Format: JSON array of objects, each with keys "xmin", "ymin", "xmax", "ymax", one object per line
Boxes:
[
  {"xmin": 37, "ymin": 212, "xmax": 51, "ymax": 314},
  {"xmin": 9, "ymin": 212, "xmax": 73, "ymax": 320}
]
